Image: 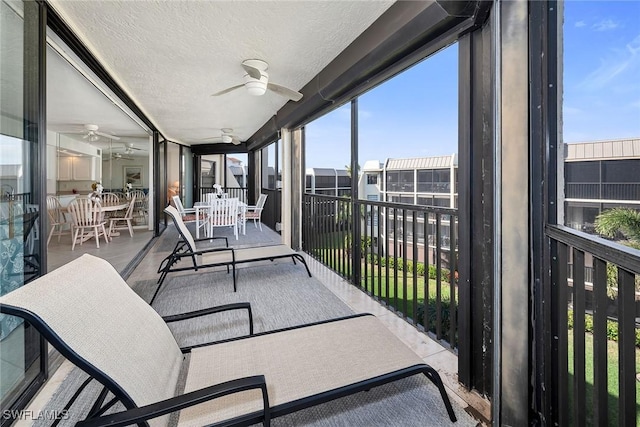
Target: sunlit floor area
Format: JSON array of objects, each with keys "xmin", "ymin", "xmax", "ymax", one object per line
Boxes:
[
  {"xmin": 46, "ymin": 226, "xmax": 154, "ymax": 274},
  {"xmin": 20, "ymin": 223, "xmax": 489, "ymax": 426}
]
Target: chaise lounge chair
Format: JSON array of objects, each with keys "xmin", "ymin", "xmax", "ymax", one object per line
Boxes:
[
  {"xmin": 155, "ymin": 206, "xmax": 311, "ymax": 303},
  {"xmin": 0, "ymin": 254, "xmax": 457, "ymax": 426}
]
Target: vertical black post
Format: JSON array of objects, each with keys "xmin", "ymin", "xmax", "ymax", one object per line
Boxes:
[
  {"xmin": 572, "ymin": 249, "xmax": 586, "ymax": 426},
  {"xmin": 248, "ymin": 150, "xmax": 256, "ymax": 205},
  {"xmin": 351, "ymin": 98, "xmax": 360, "ymax": 286},
  {"xmin": 24, "ymin": 1, "xmax": 48, "ymax": 276},
  {"xmin": 531, "ymin": 0, "xmax": 560, "ymax": 423},
  {"xmin": 152, "ymin": 131, "xmax": 160, "ymax": 235},
  {"xmin": 457, "ymin": 25, "xmax": 494, "ymax": 394},
  {"xmin": 592, "ymin": 258, "xmax": 608, "ymax": 425},
  {"xmin": 617, "ymin": 268, "xmax": 636, "ymax": 425},
  {"xmin": 223, "ymin": 153, "xmax": 228, "ymax": 190}
]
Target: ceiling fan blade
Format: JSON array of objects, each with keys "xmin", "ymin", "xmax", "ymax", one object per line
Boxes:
[
  {"xmin": 211, "ymin": 84, "xmax": 244, "ymax": 97},
  {"xmin": 241, "ymin": 63, "xmax": 262, "ymax": 80},
  {"xmin": 267, "ymin": 83, "xmax": 303, "ymax": 102},
  {"xmin": 231, "ymin": 137, "xmax": 241, "ymax": 145},
  {"xmin": 95, "ymin": 131, "xmax": 121, "ymax": 140}
]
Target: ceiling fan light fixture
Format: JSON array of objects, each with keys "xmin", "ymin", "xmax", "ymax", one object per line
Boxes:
[
  {"xmin": 88, "ymin": 134, "xmax": 100, "ymax": 142},
  {"xmin": 221, "ymin": 134, "xmax": 233, "ymax": 143},
  {"xmin": 243, "ymin": 73, "xmax": 268, "ymax": 96}
]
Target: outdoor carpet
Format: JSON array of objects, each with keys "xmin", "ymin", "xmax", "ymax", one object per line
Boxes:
[{"xmin": 33, "ymin": 250, "xmax": 476, "ymax": 426}]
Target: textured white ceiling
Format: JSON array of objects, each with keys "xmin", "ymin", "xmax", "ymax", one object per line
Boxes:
[{"xmin": 47, "ymin": 0, "xmax": 395, "ymax": 145}]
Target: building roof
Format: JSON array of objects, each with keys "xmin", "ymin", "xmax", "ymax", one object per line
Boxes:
[
  {"xmin": 385, "ymin": 154, "xmax": 457, "ymax": 170},
  {"xmin": 306, "ymin": 168, "xmax": 345, "ymax": 176},
  {"xmin": 362, "ymin": 160, "xmax": 383, "ymax": 171},
  {"xmin": 565, "ymin": 138, "xmax": 640, "ymax": 161},
  {"xmin": 229, "ymin": 165, "xmax": 244, "ymax": 175}
]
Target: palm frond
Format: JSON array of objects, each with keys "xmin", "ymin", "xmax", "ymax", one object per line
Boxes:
[{"xmin": 594, "ymin": 208, "xmax": 640, "ymax": 243}]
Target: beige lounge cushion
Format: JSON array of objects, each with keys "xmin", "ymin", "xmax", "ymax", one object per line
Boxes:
[
  {"xmin": 178, "ymin": 315, "xmax": 424, "ymax": 427},
  {"xmin": 199, "ymin": 245, "xmax": 294, "ymax": 265},
  {"xmin": 0, "ymin": 255, "xmax": 183, "ymax": 427}
]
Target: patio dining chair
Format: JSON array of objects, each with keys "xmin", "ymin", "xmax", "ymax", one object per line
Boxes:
[
  {"xmin": 172, "ymin": 195, "xmax": 197, "ymax": 222},
  {"xmin": 0, "ymin": 254, "xmax": 456, "ymax": 427},
  {"xmin": 209, "ymin": 197, "xmax": 239, "ymax": 240},
  {"xmin": 244, "ymin": 193, "xmax": 267, "ymax": 231}
]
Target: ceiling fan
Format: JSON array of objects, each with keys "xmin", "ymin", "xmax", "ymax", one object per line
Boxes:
[
  {"xmin": 123, "ymin": 142, "xmax": 146, "ymax": 155},
  {"xmin": 211, "ymin": 59, "xmax": 303, "ymax": 102},
  {"xmin": 201, "ymin": 128, "xmax": 241, "ymax": 145},
  {"xmin": 83, "ymin": 124, "xmax": 120, "ymax": 142},
  {"xmin": 102, "ymin": 152, "xmax": 133, "ymax": 161}
]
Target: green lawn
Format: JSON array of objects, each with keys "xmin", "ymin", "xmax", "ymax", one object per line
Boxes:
[
  {"xmin": 567, "ymin": 330, "xmax": 640, "ymax": 425},
  {"xmin": 310, "ymin": 246, "xmax": 457, "ymax": 340}
]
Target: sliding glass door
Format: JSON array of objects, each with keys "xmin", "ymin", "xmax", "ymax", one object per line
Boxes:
[{"xmin": 0, "ymin": 1, "xmax": 46, "ymax": 422}]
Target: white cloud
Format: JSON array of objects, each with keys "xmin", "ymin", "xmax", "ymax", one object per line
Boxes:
[
  {"xmin": 592, "ymin": 19, "xmax": 619, "ymax": 31},
  {"xmin": 579, "ymin": 33, "xmax": 640, "ymax": 90},
  {"xmin": 575, "ymin": 20, "xmax": 587, "ymax": 28}
]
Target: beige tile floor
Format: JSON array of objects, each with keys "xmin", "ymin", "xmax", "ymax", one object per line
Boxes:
[
  {"xmin": 18, "ymin": 233, "xmax": 491, "ymax": 426},
  {"xmin": 46, "ymin": 226, "xmax": 154, "ymax": 273}
]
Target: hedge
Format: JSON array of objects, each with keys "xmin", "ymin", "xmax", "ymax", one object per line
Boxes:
[
  {"xmin": 365, "ymin": 254, "xmax": 453, "ymax": 282},
  {"xmin": 567, "ymin": 309, "xmax": 640, "ymax": 347}
]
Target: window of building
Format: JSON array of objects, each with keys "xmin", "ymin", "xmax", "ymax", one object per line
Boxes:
[
  {"xmin": 565, "ymin": 162, "xmax": 599, "ymax": 183},
  {"xmin": 367, "ymin": 174, "xmax": 378, "ymax": 184}
]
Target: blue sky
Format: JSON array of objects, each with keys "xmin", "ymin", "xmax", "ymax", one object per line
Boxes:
[{"xmin": 305, "ymin": 1, "xmax": 640, "ymax": 169}]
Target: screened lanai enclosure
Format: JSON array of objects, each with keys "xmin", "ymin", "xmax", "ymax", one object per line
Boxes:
[{"xmin": 1, "ymin": 0, "xmax": 639, "ymax": 425}]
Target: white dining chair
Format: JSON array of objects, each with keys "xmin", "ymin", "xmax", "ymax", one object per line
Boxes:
[
  {"xmin": 68, "ymin": 198, "xmax": 109, "ymax": 250},
  {"xmin": 209, "ymin": 197, "xmax": 239, "ymax": 239},
  {"xmin": 108, "ymin": 195, "xmax": 136, "ymax": 237},
  {"xmin": 244, "ymin": 193, "xmax": 268, "ymax": 231},
  {"xmin": 46, "ymin": 196, "xmax": 72, "ymax": 245}
]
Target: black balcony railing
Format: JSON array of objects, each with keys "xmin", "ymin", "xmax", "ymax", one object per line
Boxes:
[
  {"xmin": 302, "ymin": 193, "xmax": 459, "ymax": 350},
  {"xmin": 546, "ymin": 225, "xmax": 640, "ymax": 426}
]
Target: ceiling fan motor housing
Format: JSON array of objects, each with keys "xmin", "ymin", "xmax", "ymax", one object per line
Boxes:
[{"xmin": 243, "ymin": 72, "xmax": 268, "ymax": 96}]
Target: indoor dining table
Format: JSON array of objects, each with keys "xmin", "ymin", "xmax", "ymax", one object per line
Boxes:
[{"xmin": 66, "ymin": 199, "xmax": 129, "ymax": 239}]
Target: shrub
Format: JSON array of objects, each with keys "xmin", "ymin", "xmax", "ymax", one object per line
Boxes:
[
  {"xmin": 415, "ymin": 297, "xmax": 457, "ymax": 339},
  {"xmin": 568, "ymin": 309, "xmax": 640, "ymax": 347}
]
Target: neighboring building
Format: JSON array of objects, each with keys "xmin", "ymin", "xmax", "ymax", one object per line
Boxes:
[
  {"xmin": 305, "ymin": 168, "xmax": 351, "ymax": 196},
  {"xmin": 227, "ymin": 156, "xmax": 247, "ymax": 188},
  {"xmin": 564, "ymin": 138, "xmax": 640, "ymax": 233},
  {"xmin": 357, "ymin": 154, "xmax": 459, "ymax": 265}
]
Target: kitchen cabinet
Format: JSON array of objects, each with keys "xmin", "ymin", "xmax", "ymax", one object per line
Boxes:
[
  {"xmin": 58, "ymin": 157, "xmax": 73, "ymax": 181},
  {"xmin": 57, "ymin": 156, "xmax": 100, "ymax": 181}
]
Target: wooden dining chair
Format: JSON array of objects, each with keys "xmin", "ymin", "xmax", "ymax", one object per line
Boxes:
[
  {"xmin": 68, "ymin": 198, "xmax": 109, "ymax": 250},
  {"xmin": 46, "ymin": 195, "xmax": 72, "ymax": 245},
  {"xmin": 108, "ymin": 195, "xmax": 136, "ymax": 237}
]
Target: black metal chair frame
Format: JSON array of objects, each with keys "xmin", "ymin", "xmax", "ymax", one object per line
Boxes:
[
  {"xmin": 0, "ymin": 300, "xmax": 255, "ymax": 427},
  {"xmin": 0, "ymin": 302, "xmax": 456, "ymax": 427}
]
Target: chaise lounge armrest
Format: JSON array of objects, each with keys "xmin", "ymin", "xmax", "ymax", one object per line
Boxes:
[
  {"xmin": 76, "ymin": 375, "xmax": 270, "ymax": 427},
  {"xmin": 162, "ymin": 302, "xmax": 254, "ymax": 339}
]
